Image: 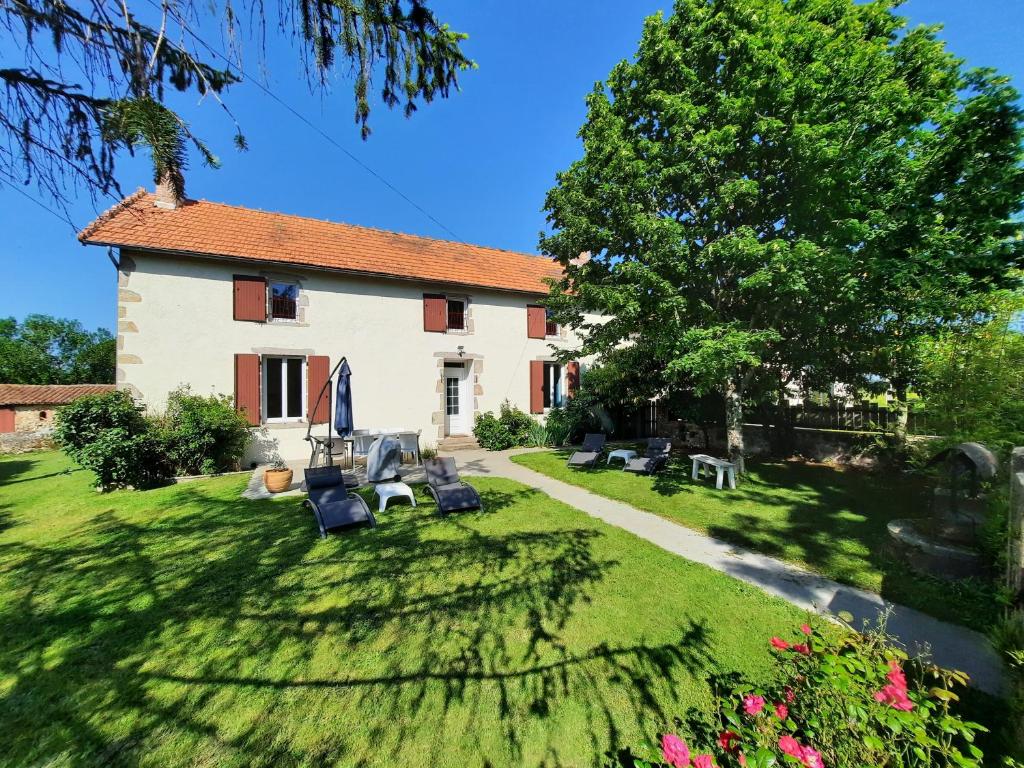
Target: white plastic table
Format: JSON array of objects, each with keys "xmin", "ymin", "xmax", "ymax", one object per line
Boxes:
[
  {"xmin": 689, "ymin": 453, "xmax": 737, "ymax": 490},
  {"xmin": 373, "ymin": 481, "xmax": 417, "ymax": 512},
  {"xmin": 607, "ymin": 449, "xmax": 638, "ymax": 468}
]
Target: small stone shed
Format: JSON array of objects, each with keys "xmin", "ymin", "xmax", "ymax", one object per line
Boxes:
[{"xmin": 0, "ymin": 384, "xmax": 115, "ymax": 435}]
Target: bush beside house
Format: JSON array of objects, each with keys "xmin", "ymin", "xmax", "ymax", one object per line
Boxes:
[
  {"xmin": 152, "ymin": 388, "xmax": 253, "ymax": 476},
  {"xmin": 55, "ymin": 388, "xmax": 251, "ymax": 490},
  {"xmin": 473, "ymin": 401, "xmax": 538, "ymax": 450}
]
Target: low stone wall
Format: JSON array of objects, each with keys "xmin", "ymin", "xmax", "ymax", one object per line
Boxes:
[
  {"xmin": 652, "ymin": 422, "xmax": 937, "ymax": 467},
  {"xmin": 710, "ymin": 425, "xmax": 882, "ymax": 466},
  {"xmin": 0, "ymin": 432, "xmax": 55, "ymax": 454}
]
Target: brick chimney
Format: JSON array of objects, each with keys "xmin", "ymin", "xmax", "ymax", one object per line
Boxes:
[{"xmin": 153, "ymin": 169, "xmax": 184, "ymax": 209}]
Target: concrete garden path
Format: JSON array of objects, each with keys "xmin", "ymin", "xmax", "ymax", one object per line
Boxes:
[{"xmin": 452, "ymin": 448, "xmax": 1006, "ymax": 695}]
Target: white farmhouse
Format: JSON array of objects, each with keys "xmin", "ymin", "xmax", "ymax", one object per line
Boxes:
[{"xmin": 79, "ymin": 186, "xmax": 586, "ymax": 463}]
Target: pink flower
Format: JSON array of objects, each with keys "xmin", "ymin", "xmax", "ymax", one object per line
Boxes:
[
  {"xmin": 886, "ymin": 659, "xmax": 907, "ymax": 689},
  {"xmin": 799, "ymin": 746, "xmax": 824, "ymax": 768},
  {"xmin": 774, "ymin": 702, "xmax": 788, "ymax": 720},
  {"xmin": 692, "ymin": 755, "xmax": 716, "ymax": 768},
  {"xmin": 661, "ymin": 734, "xmax": 691, "ymax": 768},
  {"xmin": 717, "ymin": 731, "xmax": 740, "ymax": 753},
  {"xmin": 738, "ymin": 753, "xmax": 747, "ymax": 767},
  {"xmin": 791, "ymin": 643, "xmax": 810, "ymax": 655},
  {"xmin": 784, "ymin": 686, "xmax": 796, "ymax": 703},
  {"xmin": 770, "ymin": 636, "xmax": 790, "ymax": 650},
  {"xmin": 874, "ymin": 684, "xmax": 914, "ymax": 711},
  {"xmin": 779, "ymin": 735, "xmax": 802, "ymax": 758},
  {"xmin": 742, "ymin": 694, "xmax": 765, "ymax": 716},
  {"xmin": 800, "ymin": 623, "xmax": 812, "ymax": 636}
]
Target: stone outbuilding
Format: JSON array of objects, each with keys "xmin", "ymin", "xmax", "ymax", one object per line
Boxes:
[{"xmin": 0, "ymin": 384, "xmax": 115, "ymax": 451}]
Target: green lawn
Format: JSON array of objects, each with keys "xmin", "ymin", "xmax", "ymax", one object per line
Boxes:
[
  {"xmin": 511, "ymin": 450, "xmax": 999, "ymax": 631},
  {"xmin": 0, "ymin": 452, "xmax": 810, "ymax": 768}
]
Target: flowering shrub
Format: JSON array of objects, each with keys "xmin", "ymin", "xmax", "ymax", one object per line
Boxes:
[{"xmin": 628, "ymin": 621, "xmax": 986, "ymax": 768}]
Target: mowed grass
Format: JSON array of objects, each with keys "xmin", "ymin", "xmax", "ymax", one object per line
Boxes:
[
  {"xmin": 0, "ymin": 452, "xmax": 808, "ymax": 768},
  {"xmin": 511, "ymin": 450, "xmax": 999, "ymax": 631}
]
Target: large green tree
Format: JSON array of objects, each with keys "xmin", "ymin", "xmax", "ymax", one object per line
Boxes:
[
  {"xmin": 1, "ymin": 0, "xmax": 472, "ymax": 206},
  {"xmin": 0, "ymin": 315, "xmax": 115, "ymax": 384},
  {"xmin": 542, "ymin": 0, "xmax": 1024, "ymax": 470}
]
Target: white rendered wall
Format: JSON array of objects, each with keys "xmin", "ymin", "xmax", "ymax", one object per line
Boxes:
[{"xmin": 116, "ymin": 250, "xmax": 591, "ymax": 463}]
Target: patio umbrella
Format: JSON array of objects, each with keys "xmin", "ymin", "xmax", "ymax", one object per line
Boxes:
[{"xmin": 334, "ymin": 360, "xmax": 353, "ymax": 437}]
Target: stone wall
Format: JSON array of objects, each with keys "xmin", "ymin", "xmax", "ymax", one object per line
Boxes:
[
  {"xmin": 710, "ymin": 425, "xmax": 883, "ymax": 466},
  {"xmin": 0, "ymin": 432, "xmax": 54, "ymax": 454},
  {"xmin": 1010, "ymin": 447, "xmax": 1024, "ymax": 597},
  {"xmin": 651, "ymin": 419, "xmax": 938, "ymax": 467},
  {"xmin": 13, "ymin": 405, "xmax": 56, "ymax": 433}
]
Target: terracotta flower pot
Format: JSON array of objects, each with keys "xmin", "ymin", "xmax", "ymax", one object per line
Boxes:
[{"xmin": 263, "ymin": 468, "xmax": 293, "ymax": 493}]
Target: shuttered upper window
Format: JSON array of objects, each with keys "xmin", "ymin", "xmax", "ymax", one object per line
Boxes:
[
  {"xmin": 526, "ymin": 305, "xmax": 547, "ymax": 339},
  {"xmin": 545, "ymin": 308, "xmax": 559, "ymax": 337},
  {"xmin": 447, "ymin": 299, "xmax": 466, "ymax": 331},
  {"xmin": 233, "ymin": 275, "xmax": 267, "ymax": 322},
  {"xmin": 269, "ymin": 282, "xmax": 298, "ymax": 321},
  {"xmin": 424, "ymin": 294, "xmax": 447, "ymax": 332}
]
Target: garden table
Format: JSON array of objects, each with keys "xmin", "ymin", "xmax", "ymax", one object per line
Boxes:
[
  {"xmin": 689, "ymin": 453, "xmax": 737, "ymax": 490},
  {"xmin": 372, "ymin": 481, "xmax": 417, "ymax": 513},
  {"xmin": 606, "ymin": 448, "xmax": 639, "ymax": 468}
]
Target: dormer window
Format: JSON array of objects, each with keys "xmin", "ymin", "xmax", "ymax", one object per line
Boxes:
[
  {"xmin": 447, "ymin": 299, "xmax": 466, "ymax": 331},
  {"xmin": 269, "ymin": 282, "xmax": 298, "ymax": 320}
]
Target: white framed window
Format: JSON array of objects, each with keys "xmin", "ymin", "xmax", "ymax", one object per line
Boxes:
[
  {"xmin": 269, "ymin": 281, "xmax": 299, "ymax": 321},
  {"xmin": 263, "ymin": 355, "xmax": 305, "ymax": 422},
  {"xmin": 543, "ymin": 361, "xmax": 563, "ymax": 409}
]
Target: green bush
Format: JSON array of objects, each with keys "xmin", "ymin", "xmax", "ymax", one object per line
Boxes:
[
  {"xmin": 54, "ymin": 391, "xmax": 170, "ymax": 490},
  {"xmin": 623, "ymin": 620, "xmax": 987, "ymax": 768},
  {"xmin": 53, "ymin": 389, "xmax": 147, "ymax": 453},
  {"xmin": 544, "ymin": 406, "xmax": 573, "ymax": 447},
  {"xmin": 153, "ymin": 387, "xmax": 252, "ymax": 475},
  {"xmin": 73, "ymin": 428, "xmax": 171, "ymax": 491},
  {"xmin": 54, "ymin": 387, "xmax": 252, "ymax": 489},
  {"xmin": 473, "ymin": 400, "xmax": 537, "ymax": 450},
  {"xmin": 526, "ymin": 421, "xmax": 549, "ymax": 447}
]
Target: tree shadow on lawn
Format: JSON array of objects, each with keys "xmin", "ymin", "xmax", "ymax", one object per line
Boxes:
[
  {"xmin": 0, "ymin": 456, "xmax": 39, "ymax": 485},
  {"xmin": 0, "ymin": 479, "xmax": 715, "ymax": 767},
  {"xmin": 537, "ymin": 453, "xmax": 997, "ymax": 628}
]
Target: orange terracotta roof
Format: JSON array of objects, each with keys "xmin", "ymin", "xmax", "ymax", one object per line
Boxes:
[
  {"xmin": 79, "ymin": 190, "xmax": 563, "ymax": 295},
  {"xmin": 0, "ymin": 384, "xmax": 116, "ymax": 406}
]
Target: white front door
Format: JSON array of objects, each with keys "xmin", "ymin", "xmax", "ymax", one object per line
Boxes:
[{"xmin": 444, "ymin": 363, "xmax": 471, "ymax": 435}]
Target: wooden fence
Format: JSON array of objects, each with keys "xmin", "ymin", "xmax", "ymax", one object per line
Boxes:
[{"xmin": 771, "ymin": 403, "xmax": 936, "ymax": 435}]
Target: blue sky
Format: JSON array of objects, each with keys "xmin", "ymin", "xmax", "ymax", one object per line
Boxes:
[{"xmin": 1, "ymin": 0, "xmax": 1022, "ymax": 333}]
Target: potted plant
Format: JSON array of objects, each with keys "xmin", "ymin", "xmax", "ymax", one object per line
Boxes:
[{"xmin": 263, "ymin": 460, "xmax": 293, "ymax": 493}]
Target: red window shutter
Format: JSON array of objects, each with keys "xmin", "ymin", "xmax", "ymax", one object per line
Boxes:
[
  {"xmin": 526, "ymin": 305, "xmax": 546, "ymax": 339},
  {"xmin": 423, "ymin": 294, "xmax": 447, "ymax": 332},
  {"xmin": 234, "ymin": 354, "xmax": 261, "ymax": 426},
  {"xmin": 307, "ymin": 355, "xmax": 330, "ymax": 424},
  {"xmin": 0, "ymin": 407, "xmax": 14, "ymax": 433},
  {"xmin": 566, "ymin": 361, "xmax": 581, "ymax": 397},
  {"xmin": 529, "ymin": 360, "xmax": 545, "ymax": 414},
  {"xmin": 234, "ymin": 275, "xmax": 267, "ymax": 322}
]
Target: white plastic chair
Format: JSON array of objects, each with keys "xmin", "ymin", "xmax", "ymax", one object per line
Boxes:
[
  {"xmin": 398, "ymin": 431, "xmax": 421, "ymax": 465},
  {"xmin": 352, "ymin": 433, "xmax": 377, "ymax": 463}
]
